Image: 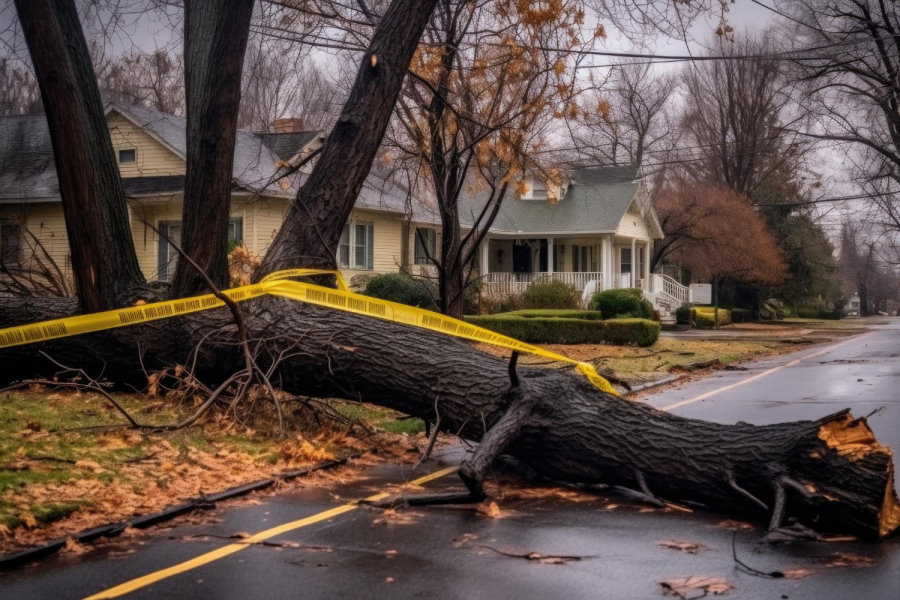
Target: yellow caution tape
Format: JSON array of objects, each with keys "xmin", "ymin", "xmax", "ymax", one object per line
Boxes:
[{"xmin": 0, "ymin": 269, "xmax": 620, "ymax": 396}]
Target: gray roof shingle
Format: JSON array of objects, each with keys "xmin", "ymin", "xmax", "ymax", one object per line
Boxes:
[
  {"xmin": 0, "ymin": 114, "xmax": 58, "ymax": 200},
  {"xmin": 258, "ymin": 131, "xmax": 320, "ymax": 161},
  {"xmin": 0, "ymin": 104, "xmax": 316, "ymax": 201},
  {"xmin": 458, "ymin": 166, "xmax": 641, "ymax": 235}
]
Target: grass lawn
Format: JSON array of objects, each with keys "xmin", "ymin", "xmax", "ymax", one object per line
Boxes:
[{"xmin": 0, "ymin": 388, "xmax": 423, "ymax": 551}]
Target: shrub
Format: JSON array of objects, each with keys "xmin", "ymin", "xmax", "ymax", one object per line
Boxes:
[
  {"xmin": 504, "ymin": 309, "xmax": 604, "ymax": 320},
  {"xmin": 477, "ymin": 294, "xmax": 523, "ymax": 315},
  {"xmin": 465, "ymin": 315, "xmax": 606, "ymax": 344},
  {"xmin": 602, "ymin": 318, "xmax": 660, "ymax": 346},
  {"xmin": 675, "ymin": 304, "xmax": 692, "ymax": 326},
  {"xmin": 588, "ymin": 288, "xmax": 653, "ymax": 320},
  {"xmin": 521, "ymin": 279, "xmax": 581, "ymax": 309},
  {"xmin": 464, "ymin": 314, "xmax": 659, "ymax": 346},
  {"xmin": 364, "ymin": 273, "xmax": 437, "ymax": 309},
  {"xmin": 692, "ymin": 306, "xmax": 732, "ymax": 329}
]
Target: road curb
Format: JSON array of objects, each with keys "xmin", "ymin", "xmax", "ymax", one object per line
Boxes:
[
  {"xmin": 627, "ymin": 374, "xmax": 684, "ymax": 395},
  {"xmin": 0, "ymin": 455, "xmax": 356, "ymax": 571}
]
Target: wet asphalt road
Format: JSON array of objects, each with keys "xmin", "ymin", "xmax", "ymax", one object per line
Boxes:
[{"xmin": 2, "ymin": 320, "xmax": 899, "ymax": 600}]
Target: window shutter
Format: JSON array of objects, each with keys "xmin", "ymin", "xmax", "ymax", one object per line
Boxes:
[{"xmin": 366, "ymin": 223, "xmax": 374, "ymax": 270}]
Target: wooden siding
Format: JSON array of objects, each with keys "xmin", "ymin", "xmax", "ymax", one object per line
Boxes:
[
  {"xmin": 107, "ymin": 112, "xmax": 185, "ymax": 178},
  {"xmin": 615, "ymin": 205, "xmax": 651, "ymax": 240},
  {"xmin": 0, "ymin": 202, "xmax": 73, "ymax": 279}
]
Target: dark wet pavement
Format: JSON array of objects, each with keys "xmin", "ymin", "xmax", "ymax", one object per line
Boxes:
[{"xmin": 2, "ymin": 320, "xmax": 899, "ymax": 599}]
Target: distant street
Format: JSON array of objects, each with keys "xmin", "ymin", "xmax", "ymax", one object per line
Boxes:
[{"xmin": 2, "ymin": 320, "xmax": 899, "ymax": 600}]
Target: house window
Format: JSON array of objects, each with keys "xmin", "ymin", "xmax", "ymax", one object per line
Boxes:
[
  {"xmin": 337, "ymin": 222, "xmax": 374, "ymax": 270},
  {"xmin": 621, "ymin": 248, "xmax": 632, "ymax": 274},
  {"xmin": 414, "ymin": 228, "xmax": 436, "ymax": 265},
  {"xmin": 157, "ymin": 217, "xmax": 242, "ymax": 281},
  {"xmin": 118, "ymin": 148, "xmax": 136, "ymax": 164},
  {"xmin": 0, "ymin": 221, "xmax": 23, "ymax": 266}
]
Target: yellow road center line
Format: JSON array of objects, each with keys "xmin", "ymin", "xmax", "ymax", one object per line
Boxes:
[
  {"xmin": 82, "ymin": 465, "xmax": 459, "ymax": 599},
  {"xmin": 660, "ymin": 331, "xmax": 876, "ymax": 412}
]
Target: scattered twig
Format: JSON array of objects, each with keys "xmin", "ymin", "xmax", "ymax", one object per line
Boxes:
[
  {"xmin": 477, "ymin": 545, "xmax": 588, "ymax": 564},
  {"xmin": 731, "ymin": 531, "xmax": 786, "ymax": 578}
]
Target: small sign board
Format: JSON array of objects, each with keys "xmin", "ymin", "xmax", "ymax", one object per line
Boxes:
[{"xmin": 690, "ymin": 283, "xmax": 712, "ymax": 305}]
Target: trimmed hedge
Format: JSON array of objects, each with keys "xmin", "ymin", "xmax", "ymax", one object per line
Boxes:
[
  {"xmin": 603, "ymin": 318, "xmax": 660, "ymax": 346},
  {"xmin": 465, "ymin": 315, "xmax": 606, "ymax": 344},
  {"xmin": 588, "ymin": 288, "xmax": 653, "ymax": 320},
  {"xmin": 521, "ymin": 279, "xmax": 581, "ymax": 309},
  {"xmin": 796, "ymin": 306, "xmax": 842, "ymax": 320},
  {"xmin": 465, "ymin": 314, "xmax": 660, "ymax": 346},
  {"xmin": 503, "ymin": 309, "xmax": 605, "ymax": 320},
  {"xmin": 692, "ymin": 306, "xmax": 732, "ymax": 329}
]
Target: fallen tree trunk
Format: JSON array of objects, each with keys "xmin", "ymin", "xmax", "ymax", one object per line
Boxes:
[{"xmin": 1, "ymin": 296, "xmax": 898, "ymax": 540}]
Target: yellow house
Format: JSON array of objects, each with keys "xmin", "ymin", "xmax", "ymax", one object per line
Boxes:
[{"xmin": 0, "ymin": 105, "xmax": 439, "ymax": 287}]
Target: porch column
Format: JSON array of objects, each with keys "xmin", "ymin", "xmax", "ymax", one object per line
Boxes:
[
  {"xmin": 547, "ymin": 237, "xmax": 554, "ymax": 275},
  {"xmin": 480, "ymin": 236, "xmax": 490, "ymax": 276},
  {"xmin": 643, "ymin": 240, "xmax": 651, "ymax": 285},
  {"xmin": 630, "ymin": 238, "xmax": 637, "ymax": 288},
  {"xmin": 602, "ymin": 237, "xmax": 613, "ymax": 290}
]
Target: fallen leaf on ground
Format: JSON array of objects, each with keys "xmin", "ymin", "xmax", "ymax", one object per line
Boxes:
[
  {"xmin": 74, "ymin": 460, "xmax": 105, "ymax": 474},
  {"xmin": 780, "ymin": 567, "xmax": 814, "ymax": 579},
  {"xmin": 821, "ymin": 553, "xmax": 876, "ymax": 568},
  {"xmin": 715, "ymin": 519, "xmax": 754, "ymax": 532},
  {"xmin": 63, "ymin": 537, "xmax": 88, "ymax": 554},
  {"xmin": 660, "ymin": 576, "xmax": 733, "ymax": 597},
  {"xmin": 477, "ymin": 501, "xmax": 501, "ymax": 518},
  {"xmin": 658, "ymin": 540, "xmax": 707, "ymax": 554},
  {"xmin": 372, "ymin": 508, "xmax": 421, "ymax": 526}
]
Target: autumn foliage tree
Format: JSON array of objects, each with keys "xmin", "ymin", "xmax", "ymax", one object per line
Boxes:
[
  {"xmin": 653, "ymin": 178, "xmax": 788, "ymax": 287},
  {"xmin": 388, "ymin": 0, "xmax": 594, "ymax": 317}
]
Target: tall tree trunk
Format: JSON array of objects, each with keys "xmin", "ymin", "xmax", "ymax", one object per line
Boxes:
[
  {"xmin": 172, "ymin": 0, "xmax": 255, "ymax": 296},
  {"xmin": 13, "ymin": 0, "xmax": 145, "ymax": 311},
  {"xmin": 1, "ymin": 296, "xmax": 897, "ymax": 540},
  {"xmin": 255, "ymin": 0, "xmax": 440, "ymax": 278},
  {"xmin": 439, "ymin": 210, "xmax": 466, "ymax": 319}
]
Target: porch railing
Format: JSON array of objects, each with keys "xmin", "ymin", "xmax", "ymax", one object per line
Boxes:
[{"xmin": 482, "ymin": 272, "xmax": 603, "ymax": 297}]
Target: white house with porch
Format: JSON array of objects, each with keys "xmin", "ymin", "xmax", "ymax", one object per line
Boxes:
[{"xmin": 462, "ymin": 166, "xmax": 689, "ymax": 315}]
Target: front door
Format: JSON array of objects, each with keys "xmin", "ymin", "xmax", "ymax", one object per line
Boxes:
[
  {"xmin": 513, "ymin": 242, "xmax": 532, "ymax": 273},
  {"xmin": 620, "ymin": 247, "xmax": 632, "ymax": 288}
]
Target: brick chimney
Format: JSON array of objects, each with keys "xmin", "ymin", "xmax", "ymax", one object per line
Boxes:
[{"xmin": 273, "ymin": 117, "xmax": 305, "ymax": 133}]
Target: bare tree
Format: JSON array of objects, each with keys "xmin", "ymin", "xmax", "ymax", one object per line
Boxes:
[
  {"xmin": 573, "ymin": 60, "xmax": 676, "ymax": 169},
  {"xmin": 678, "ymin": 35, "xmax": 802, "ymax": 196},
  {"xmin": 237, "ymin": 42, "xmax": 338, "ymax": 132},
  {"xmin": 95, "ymin": 49, "xmax": 185, "ymax": 114},
  {"xmin": 787, "ymin": 1, "xmax": 900, "ymax": 238},
  {"xmin": 0, "ymin": 58, "xmax": 41, "ymax": 115}
]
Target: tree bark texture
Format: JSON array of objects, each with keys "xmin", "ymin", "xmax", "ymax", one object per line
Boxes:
[
  {"xmin": 255, "ymin": 0, "xmax": 440, "ymax": 278},
  {"xmin": 1, "ymin": 296, "xmax": 897, "ymax": 540},
  {"xmin": 13, "ymin": 0, "xmax": 145, "ymax": 311},
  {"xmin": 172, "ymin": 0, "xmax": 255, "ymax": 296}
]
